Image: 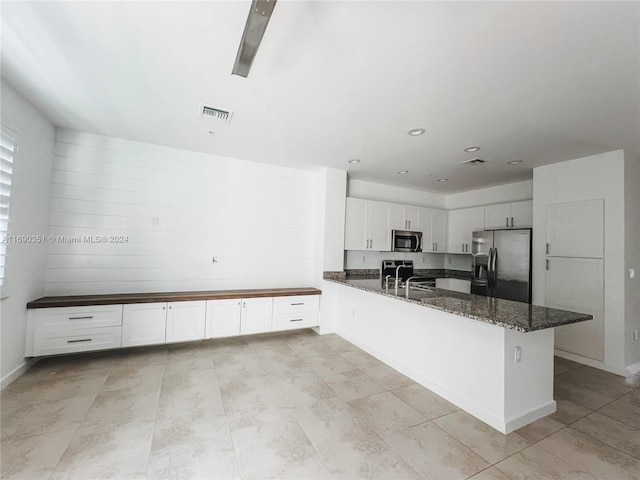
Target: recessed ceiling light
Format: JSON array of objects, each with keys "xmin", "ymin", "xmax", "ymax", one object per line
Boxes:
[
  {"xmin": 397, "ymin": 170, "xmax": 409, "ymax": 174},
  {"xmin": 507, "ymin": 160, "xmax": 523, "ymax": 165},
  {"xmin": 437, "ymin": 178, "xmax": 448, "ymax": 182},
  {"xmin": 464, "ymin": 146, "xmax": 480, "ymax": 152},
  {"xmin": 407, "ymin": 128, "xmax": 425, "ymax": 136},
  {"xmin": 348, "ymin": 159, "xmax": 360, "ymax": 164}
]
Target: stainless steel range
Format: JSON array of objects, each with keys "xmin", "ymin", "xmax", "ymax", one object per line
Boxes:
[{"xmin": 380, "ymin": 260, "xmax": 436, "ymax": 292}]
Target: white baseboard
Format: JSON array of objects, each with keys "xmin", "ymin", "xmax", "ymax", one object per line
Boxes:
[
  {"xmin": 554, "ymin": 349, "xmax": 626, "ymax": 376},
  {"xmin": 1, "ymin": 358, "xmax": 39, "ymax": 390}
]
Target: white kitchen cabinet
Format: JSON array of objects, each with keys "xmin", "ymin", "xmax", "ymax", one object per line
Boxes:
[
  {"xmin": 205, "ymin": 298, "xmax": 242, "ymax": 339},
  {"xmin": 165, "ymin": 301, "xmax": 206, "ymax": 343},
  {"xmin": 546, "ymin": 257, "xmax": 604, "ymax": 361},
  {"xmin": 240, "ymin": 297, "xmax": 274, "ymax": 334},
  {"xmin": 390, "ymin": 204, "xmax": 420, "ymax": 231},
  {"xmin": 546, "ymin": 199, "xmax": 604, "ymax": 258},
  {"xmin": 447, "ymin": 206, "xmax": 485, "ymax": 253},
  {"xmin": 272, "ymin": 295, "xmax": 320, "ymax": 331},
  {"xmin": 484, "ymin": 201, "xmax": 533, "ymax": 229},
  {"xmin": 421, "ymin": 208, "xmax": 446, "ymax": 253},
  {"xmin": 122, "ymin": 303, "xmax": 167, "ymax": 347},
  {"xmin": 344, "ymin": 198, "xmax": 390, "ymax": 251}
]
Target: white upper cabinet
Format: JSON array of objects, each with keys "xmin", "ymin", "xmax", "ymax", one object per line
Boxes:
[
  {"xmin": 390, "ymin": 204, "xmax": 420, "ymax": 231},
  {"xmin": 421, "ymin": 208, "xmax": 446, "ymax": 253},
  {"xmin": 344, "ymin": 198, "xmax": 390, "ymax": 251},
  {"xmin": 447, "ymin": 207, "xmax": 485, "ymax": 254},
  {"xmin": 545, "ymin": 199, "xmax": 604, "ymax": 259},
  {"xmin": 484, "ymin": 200, "xmax": 533, "ymax": 229}
]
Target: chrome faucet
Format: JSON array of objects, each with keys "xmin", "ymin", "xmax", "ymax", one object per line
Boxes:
[
  {"xmin": 395, "ymin": 264, "xmax": 406, "ymax": 295},
  {"xmin": 384, "ymin": 275, "xmax": 392, "ymax": 291},
  {"xmin": 405, "ymin": 276, "xmax": 417, "ymax": 298}
]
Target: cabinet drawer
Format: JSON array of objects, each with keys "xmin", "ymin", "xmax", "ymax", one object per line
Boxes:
[
  {"xmin": 35, "ymin": 305, "xmax": 123, "ymax": 330},
  {"xmin": 33, "ymin": 326, "xmax": 122, "ymax": 356},
  {"xmin": 272, "ymin": 295, "xmax": 319, "ymax": 315},
  {"xmin": 272, "ymin": 312, "xmax": 319, "ymax": 332}
]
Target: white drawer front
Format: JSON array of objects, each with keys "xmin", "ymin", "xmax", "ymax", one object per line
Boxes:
[
  {"xmin": 33, "ymin": 326, "xmax": 122, "ymax": 356},
  {"xmin": 272, "ymin": 312, "xmax": 319, "ymax": 332},
  {"xmin": 272, "ymin": 295, "xmax": 319, "ymax": 316},
  {"xmin": 35, "ymin": 305, "xmax": 123, "ymax": 330}
]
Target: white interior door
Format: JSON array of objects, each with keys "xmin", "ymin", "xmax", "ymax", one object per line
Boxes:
[
  {"xmin": 546, "ymin": 257, "xmax": 604, "ymax": 361},
  {"xmin": 546, "ymin": 199, "xmax": 604, "ymax": 258}
]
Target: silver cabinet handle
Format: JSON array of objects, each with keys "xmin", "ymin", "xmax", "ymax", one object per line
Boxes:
[
  {"xmin": 462, "ymin": 243, "xmax": 464, "ymax": 252},
  {"xmin": 434, "ymin": 242, "xmax": 437, "ymax": 251},
  {"xmin": 68, "ymin": 338, "xmax": 92, "ymax": 343},
  {"xmin": 290, "ymin": 318, "xmax": 304, "ymax": 322},
  {"xmin": 506, "ymin": 217, "xmax": 509, "ymax": 228},
  {"xmin": 546, "ymin": 259, "xmax": 550, "ymax": 270},
  {"xmin": 290, "ymin": 303, "xmax": 304, "ymax": 306},
  {"xmin": 546, "ymin": 243, "xmax": 549, "ymax": 254},
  {"xmin": 68, "ymin": 316, "xmax": 93, "ymax": 320},
  {"xmin": 510, "ymin": 217, "xmax": 514, "ymax": 228}
]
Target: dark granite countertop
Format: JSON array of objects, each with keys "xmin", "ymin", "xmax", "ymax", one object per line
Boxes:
[{"xmin": 325, "ymin": 277, "xmax": 592, "ymax": 333}]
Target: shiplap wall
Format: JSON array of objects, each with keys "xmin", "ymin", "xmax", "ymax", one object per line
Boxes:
[{"xmin": 46, "ymin": 130, "xmax": 317, "ymax": 295}]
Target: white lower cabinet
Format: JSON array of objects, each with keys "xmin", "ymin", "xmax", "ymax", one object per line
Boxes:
[
  {"xmin": 272, "ymin": 295, "xmax": 320, "ymax": 331},
  {"xmin": 205, "ymin": 299, "xmax": 242, "ymax": 339},
  {"xmin": 166, "ymin": 301, "xmax": 206, "ymax": 343},
  {"xmin": 241, "ymin": 297, "xmax": 274, "ymax": 335},
  {"xmin": 122, "ymin": 303, "xmax": 168, "ymax": 347}
]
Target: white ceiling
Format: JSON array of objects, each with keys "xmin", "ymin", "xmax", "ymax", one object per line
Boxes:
[{"xmin": 2, "ymin": 1, "xmax": 638, "ymax": 193}]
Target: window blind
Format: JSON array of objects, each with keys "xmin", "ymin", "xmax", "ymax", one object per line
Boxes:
[{"xmin": 0, "ymin": 127, "xmax": 16, "ymax": 287}]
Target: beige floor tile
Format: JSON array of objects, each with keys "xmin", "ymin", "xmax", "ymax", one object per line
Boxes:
[
  {"xmin": 620, "ymin": 388, "xmax": 640, "ymax": 406},
  {"xmin": 386, "ymin": 421, "xmax": 490, "ymax": 478},
  {"xmin": 101, "ymin": 363, "xmax": 165, "ymax": 393},
  {"xmin": 288, "ymin": 340, "xmax": 335, "ymax": 358},
  {"xmin": 83, "ymin": 385, "xmax": 160, "ymax": 427},
  {"xmin": 554, "ymin": 357, "xmax": 584, "ymax": 371},
  {"xmin": 550, "ymin": 397, "xmax": 593, "ymax": 425},
  {"xmin": 468, "ymin": 466, "xmax": 512, "ymax": 480},
  {"xmin": 230, "ymin": 416, "xmax": 330, "ymax": 480},
  {"xmin": 320, "ymin": 436, "xmax": 421, "ymax": 479},
  {"xmin": 361, "ymin": 363, "xmax": 414, "ymax": 390},
  {"xmin": 349, "ymin": 391, "xmax": 426, "ymax": 436},
  {"xmin": 339, "ymin": 350, "xmax": 386, "ymax": 370},
  {"xmin": 3, "ymin": 371, "xmax": 108, "ymax": 406},
  {"xmin": 213, "ymin": 353, "xmax": 268, "ymax": 383},
  {"xmin": 271, "ymin": 369, "xmax": 337, "ymax": 408},
  {"xmin": 433, "ymin": 410, "xmax": 533, "ymax": 464},
  {"xmin": 573, "ymin": 411, "xmax": 640, "ymax": 459},
  {"xmin": 598, "ymin": 397, "xmax": 640, "ymax": 429},
  {"xmin": 554, "ymin": 377, "xmax": 616, "ymax": 410},
  {"xmin": 558, "ymin": 366, "xmax": 634, "ymax": 398},
  {"xmin": 325, "ymin": 369, "xmax": 386, "ymax": 402},
  {"xmin": 320, "ymin": 334, "xmax": 359, "ymax": 353},
  {"xmin": 495, "ymin": 443, "xmax": 596, "ymax": 480},
  {"xmin": 108, "ymin": 346, "xmax": 168, "ymax": 368},
  {"xmin": 0, "ymin": 426, "xmax": 77, "ymax": 480},
  {"xmin": 513, "ymin": 416, "xmax": 565, "ymax": 443},
  {"xmin": 303, "ymin": 353, "xmax": 358, "ymax": 379},
  {"xmin": 51, "ymin": 453, "xmax": 149, "ymax": 480},
  {"xmin": 538, "ymin": 427, "xmax": 640, "ymax": 480},
  {"xmin": 555, "ymin": 362, "xmax": 574, "ymax": 376},
  {"xmin": 392, "ymin": 383, "xmax": 459, "ymax": 420},
  {"xmin": 293, "ymin": 396, "xmax": 381, "ymax": 457},
  {"xmin": 1, "ymin": 394, "xmax": 95, "ymax": 441}
]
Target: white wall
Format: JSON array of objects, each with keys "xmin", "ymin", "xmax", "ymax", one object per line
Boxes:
[
  {"xmin": 533, "ymin": 150, "xmax": 629, "ymax": 372},
  {"xmin": 0, "ymin": 80, "xmax": 54, "ymax": 386},
  {"xmin": 624, "ymin": 152, "xmax": 640, "ymax": 367},
  {"xmin": 446, "ymin": 180, "xmax": 533, "ymax": 210},
  {"xmin": 46, "ymin": 130, "xmax": 318, "ymax": 295},
  {"xmin": 348, "ymin": 178, "xmax": 446, "ymax": 209},
  {"xmin": 319, "ymin": 168, "xmax": 347, "ymax": 273}
]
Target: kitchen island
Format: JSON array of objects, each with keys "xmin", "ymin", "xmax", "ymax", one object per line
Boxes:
[{"xmin": 321, "ymin": 276, "xmax": 592, "ymax": 433}]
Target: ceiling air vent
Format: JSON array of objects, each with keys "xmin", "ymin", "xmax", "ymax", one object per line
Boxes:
[
  {"xmin": 200, "ymin": 105, "xmax": 233, "ymax": 123},
  {"xmin": 462, "ymin": 158, "xmax": 486, "ymax": 165}
]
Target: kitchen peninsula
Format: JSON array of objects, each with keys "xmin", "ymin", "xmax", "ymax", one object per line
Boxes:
[{"xmin": 321, "ymin": 274, "xmax": 592, "ymax": 434}]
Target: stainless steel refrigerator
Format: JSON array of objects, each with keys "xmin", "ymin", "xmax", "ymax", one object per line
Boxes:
[{"xmin": 471, "ymin": 229, "xmax": 532, "ymax": 303}]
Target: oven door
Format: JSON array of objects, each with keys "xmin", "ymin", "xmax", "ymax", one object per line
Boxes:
[{"xmin": 392, "ymin": 230, "xmax": 422, "ymax": 252}]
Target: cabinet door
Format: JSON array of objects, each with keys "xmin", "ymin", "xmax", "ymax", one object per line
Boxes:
[
  {"xmin": 344, "ymin": 197, "xmax": 367, "ymax": 250},
  {"xmin": 430, "ymin": 209, "xmax": 446, "ymax": 252},
  {"xmin": 403, "ymin": 207, "xmax": 419, "ymax": 231},
  {"xmin": 240, "ymin": 297, "xmax": 273, "ymax": 335},
  {"xmin": 418, "ymin": 208, "xmax": 433, "ymax": 251},
  {"xmin": 546, "ymin": 199, "xmax": 604, "ymax": 258},
  {"xmin": 369, "ymin": 202, "xmax": 390, "ymax": 251},
  {"xmin": 546, "ymin": 257, "xmax": 604, "ymax": 361},
  {"xmin": 484, "ymin": 203, "xmax": 511, "ymax": 229},
  {"xmin": 166, "ymin": 301, "xmax": 206, "ymax": 343},
  {"xmin": 510, "ymin": 200, "xmax": 533, "ymax": 227},
  {"xmin": 389, "ymin": 204, "xmax": 406, "ymax": 230},
  {"xmin": 447, "ymin": 207, "xmax": 484, "ymax": 253},
  {"xmin": 122, "ymin": 303, "xmax": 167, "ymax": 347},
  {"xmin": 205, "ymin": 299, "xmax": 242, "ymax": 339}
]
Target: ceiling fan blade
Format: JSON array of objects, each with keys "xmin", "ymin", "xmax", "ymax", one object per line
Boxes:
[{"xmin": 232, "ymin": 0, "xmax": 277, "ymax": 78}]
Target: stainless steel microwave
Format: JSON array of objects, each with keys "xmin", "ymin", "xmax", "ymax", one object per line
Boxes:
[{"xmin": 392, "ymin": 230, "xmax": 422, "ymax": 252}]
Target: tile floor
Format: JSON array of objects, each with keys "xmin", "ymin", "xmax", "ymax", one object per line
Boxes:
[{"xmin": 1, "ymin": 330, "xmax": 639, "ymax": 479}]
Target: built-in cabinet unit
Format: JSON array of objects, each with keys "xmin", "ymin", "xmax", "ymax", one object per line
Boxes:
[
  {"xmin": 544, "ymin": 199, "xmax": 605, "ymax": 361},
  {"xmin": 26, "ymin": 291, "xmax": 321, "ymax": 356},
  {"xmin": 484, "ymin": 200, "xmax": 533, "ymax": 229},
  {"xmin": 390, "ymin": 205, "xmax": 420, "ymax": 231},
  {"xmin": 447, "ymin": 207, "xmax": 485, "ymax": 254},
  {"xmin": 344, "ymin": 198, "xmax": 390, "ymax": 251},
  {"xmin": 422, "ymin": 208, "xmax": 447, "ymax": 252}
]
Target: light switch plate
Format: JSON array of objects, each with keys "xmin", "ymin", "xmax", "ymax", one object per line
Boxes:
[{"xmin": 630, "ymin": 268, "xmax": 636, "ymax": 279}]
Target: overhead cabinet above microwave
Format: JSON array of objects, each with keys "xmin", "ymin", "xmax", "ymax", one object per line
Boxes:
[{"xmin": 344, "ymin": 198, "xmax": 446, "ymax": 252}]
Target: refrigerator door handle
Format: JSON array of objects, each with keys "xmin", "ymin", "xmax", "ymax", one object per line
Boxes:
[
  {"xmin": 487, "ymin": 248, "xmax": 493, "ymax": 286},
  {"xmin": 492, "ymin": 248, "xmax": 498, "ymax": 287}
]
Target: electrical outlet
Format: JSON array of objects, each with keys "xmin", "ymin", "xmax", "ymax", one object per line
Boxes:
[
  {"xmin": 361, "ymin": 255, "xmax": 365, "ymax": 263},
  {"xmin": 514, "ymin": 346, "xmax": 521, "ymax": 363},
  {"xmin": 630, "ymin": 268, "xmax": 636, "ymax": 279},
  {"xmin": 151, "ymin": 216, "xmax": 160, "ymax": 226},
  {"xmin": 634, "ymin": 330, "xmax": 638, "ymax": 342},
  {"xmin": 422, "ymin": 255, "xmax": 426, "ymax": 264}
]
